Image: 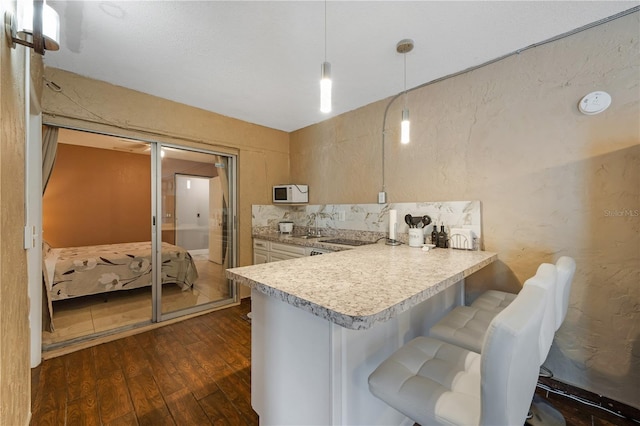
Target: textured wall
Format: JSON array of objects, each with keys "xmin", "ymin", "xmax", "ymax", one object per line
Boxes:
[
  {"xmin": 42, "ymin": 68, "xmax": 290, "ymax": 298},
  {"xmin": 291, "ymin": 13, "xmax": 640, "ymax": 407},
  {"xmin": 43, "ymin": 143, "xmax": 152, "ymax": 247},
  {"xmin": 0, "ymin": 0, "xmax": 31, "ymax": 423}
]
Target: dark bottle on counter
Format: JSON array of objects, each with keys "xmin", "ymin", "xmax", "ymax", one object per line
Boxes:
[
  {"xmin": 431, "ymin": 224, "xmax": 438, "ymax": 246},
  {"xmin": 438, "ymin": 225, "xmax": 448, "ymax": 248}
]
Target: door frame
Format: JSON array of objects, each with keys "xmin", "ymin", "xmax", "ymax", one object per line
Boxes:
[{"xmin": 25, "ymin": 52, "xmax": 43, "ymax": 367}]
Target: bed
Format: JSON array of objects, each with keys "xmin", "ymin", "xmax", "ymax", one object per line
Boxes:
[{"xmin": 43, "ymin": 241, "xmax": 199, "ymax": 328}]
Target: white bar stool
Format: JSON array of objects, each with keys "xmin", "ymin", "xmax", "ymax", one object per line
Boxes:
[
  {"xmin": 429, "ymin": 257, "xmax": 575, "ymax": 354},
  {"xmin": 368, "ymin": 281, "xmax": 549, "ymax": 425}
]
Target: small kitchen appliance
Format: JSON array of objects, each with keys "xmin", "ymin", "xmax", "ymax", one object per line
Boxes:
[
  {"xmin": 278, "ymin": 221, "xmax": 294, "ymax": 234},
  {"xmin": 273, "ymin": 184, "xmax": 308, "ymax": 204}
]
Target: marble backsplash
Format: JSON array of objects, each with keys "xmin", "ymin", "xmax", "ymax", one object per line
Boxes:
[{"xmin": 252, "ymin": 201, "xmax": 482, "ymax": 247}]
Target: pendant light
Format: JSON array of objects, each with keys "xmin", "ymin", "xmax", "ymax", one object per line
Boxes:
[
  {"xmin": 397, "ymin": 39, "xmax": 414, "ymax": 144},
  {"xmin": 320, "ymin": 0, "xmax": 331, "ymax": 113}
]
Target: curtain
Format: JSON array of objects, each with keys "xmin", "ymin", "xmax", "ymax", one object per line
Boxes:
[
  {"xmin": 42, "ymin": 125, "xmax": 59, "ymax": 194},
  {"xmin": 214, "ymin": 155, "xmax": 230, "ymax": 264},
  {"xmin": 42, "ymin": 125, "xmax": 59, "ymax": 330}
]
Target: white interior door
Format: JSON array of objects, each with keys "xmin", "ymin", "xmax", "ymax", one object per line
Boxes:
[{"xmin": 175, "ymin": 175, "xmax": 210, "ymax": 252}]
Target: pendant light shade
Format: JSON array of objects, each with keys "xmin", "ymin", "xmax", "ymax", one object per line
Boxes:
[
  {"xmin": 321, "ymin": 61, "xmax": 332, "ymax": 113},
  {"xmin": 397, "ymin": 39, "xmax": 414, "ymax": 144},
  {"xmin": 401, "ymin": 108, "xmax": 410, "ymax": 144},
  {"xmin": 320, "ymin": 0, "xmax": 331, "ymax": 113}
]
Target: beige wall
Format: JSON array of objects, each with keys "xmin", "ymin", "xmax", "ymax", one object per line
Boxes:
[
  {"xmin": 0, "ymin": 1, "xmax": 32, "ymax": 424},
  {"xmin": 291, "ymin": 13, "xmax": 640, "ymax": 407},
  {"xmin": 42, "ymin": 68, "xmax": 290, "ymax": 298}
]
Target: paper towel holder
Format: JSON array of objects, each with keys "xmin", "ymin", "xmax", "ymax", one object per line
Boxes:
[
  {"xmin": 386, "ymin": 209, "xmax": 402, "ymax": 246},
  {"xmin": 386, "ymin": 222, "xmax": 402, "ymax": 246}
]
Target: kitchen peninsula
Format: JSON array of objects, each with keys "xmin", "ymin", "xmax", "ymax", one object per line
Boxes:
[{"xmin": 226, "ymin": 242, "xmax": 497, "ymax": 425}]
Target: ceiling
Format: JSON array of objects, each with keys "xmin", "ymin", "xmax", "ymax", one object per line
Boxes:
[{"xmin": 44, "ymin": 1, "xmax": 638, "ymax": 133}]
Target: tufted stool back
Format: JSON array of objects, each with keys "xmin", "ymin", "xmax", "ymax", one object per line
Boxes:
[
  {"xmin": 554, "ymin": 256, "xmax": 576, "ymax": 330},
  {"xmin": 479, "ymin": 283, "xmax": 546, "ymax": 425},
  {"xmin": 520, "ymin": 263, "xmax": 557, "ymax": 364}
]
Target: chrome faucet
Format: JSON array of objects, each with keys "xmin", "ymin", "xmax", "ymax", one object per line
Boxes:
[
  {"xmin": 307, "ymin": 213, "xmax": 321, "ymax": 237},
  {"xmin": 306, "ymin": 213, "xmax": 315, "ymax": 236}
]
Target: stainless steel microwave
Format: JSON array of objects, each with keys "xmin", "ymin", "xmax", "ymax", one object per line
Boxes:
[{"xmin": 273, "ymin": 185, "xmax": 308, "ymax": 204}]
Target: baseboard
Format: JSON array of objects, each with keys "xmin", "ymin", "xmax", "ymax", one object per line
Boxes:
[{"xmin": 538, "ymin": 377, "xmax": 640, "ymax": 423}]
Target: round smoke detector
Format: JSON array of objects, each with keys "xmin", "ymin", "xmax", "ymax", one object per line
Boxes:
[{"xmin": 578, "ymin": 91, "xmax": 612, "ymax": 115}]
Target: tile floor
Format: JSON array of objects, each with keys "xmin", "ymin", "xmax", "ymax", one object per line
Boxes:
[{"xmin": 43, "ymin": 257, "xmax": 232, "ymax": 347}]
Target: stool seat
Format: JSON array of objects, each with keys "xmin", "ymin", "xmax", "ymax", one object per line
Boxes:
[
  {"xmin": 428, "ymin": 306, "xmax": 497, "ymax": 353},
  {"xmin": 368, "ymin": 336, "xmax": 481, "ymax": 425},
  {"xmin": 470, "ymin": 289, "xmax": 517, "ymax": 311}
]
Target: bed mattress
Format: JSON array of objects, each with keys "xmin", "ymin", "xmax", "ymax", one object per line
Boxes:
[{"xmin": 44, "ymin": 241, "xmax": 198, "ymax": 301}]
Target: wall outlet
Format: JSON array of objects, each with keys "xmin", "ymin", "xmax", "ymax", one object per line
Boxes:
[
  {"xmin": 338, "ymin": 211, "xmax": 346, "ymax": 221},
  {"xmin": 378, "ymin": 192, "xmax": 386, "ymax": 204}
]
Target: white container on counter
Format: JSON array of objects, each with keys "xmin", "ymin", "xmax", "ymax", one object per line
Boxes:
[
  {"xmin": 408, "ymin": 228, "xmax": 424, "ymax": 247},
  {"xmin": 278, "ymin": 221, "xmax": 293, "ymax": 233}
]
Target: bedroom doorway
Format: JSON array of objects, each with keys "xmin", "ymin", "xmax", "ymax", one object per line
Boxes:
[
  {"xmin": 41, "ymin": 129, "xmax": 237, "ymax": 349},
  {"xmin": 175, "ymin": 174, "xmax": 210, "ymax": 252}
]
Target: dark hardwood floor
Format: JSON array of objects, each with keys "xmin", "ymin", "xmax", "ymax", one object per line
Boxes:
[
  {"xmin": 533, "ymin": 385, "xmax": 638, "ymax": 426},
  {"xmin": 32, "ymin": 298, "xmax": 637, "ymax": 425},
  {"xmin": 31, "ymin": 299, "xmax": 256, "ymax": 425}
]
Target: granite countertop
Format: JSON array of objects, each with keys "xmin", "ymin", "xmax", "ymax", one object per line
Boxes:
[{"xmin": 226, "ymin": 242, "xmax": 497, "ymax": 330}]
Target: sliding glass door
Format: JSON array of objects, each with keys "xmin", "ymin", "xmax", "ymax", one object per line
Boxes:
[
  {"xmin": 42, "ymin": 131, "xmax": 154, "ymax": 348},
  {"xmin": 41, "ymin": 127, "xmax": 237, "ymax": 349},
  {"xmin": 157, "ymin": 145, "xmax": 236, "ymax": 320}
]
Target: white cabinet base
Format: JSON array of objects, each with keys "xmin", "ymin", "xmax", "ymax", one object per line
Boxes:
[{"xmin": 251, "ymin": 282, "xmax": 462, "ymax": 425}]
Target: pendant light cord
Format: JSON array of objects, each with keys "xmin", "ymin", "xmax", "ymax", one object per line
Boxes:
[
  {"xmin": 324, "ymin": 0, "xmax": 327, "ymax": 62},
  {"xmin": 403, "ymin": 53, "xmax": 407, "ymax": 108}
]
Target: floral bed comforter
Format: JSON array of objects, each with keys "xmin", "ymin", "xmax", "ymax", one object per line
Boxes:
[{"xmin": 43, "ymin": 241, "xmax": 199, "ymax": 302}]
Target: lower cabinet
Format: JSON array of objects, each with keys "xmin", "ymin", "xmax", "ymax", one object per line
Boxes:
[
  {"xmin": 253, "ymin": 250, "xmax": 269, "ymax": 264},
  {"xmin": 253, "ymin": 239, "xmax": 306, "ymax": 264}
]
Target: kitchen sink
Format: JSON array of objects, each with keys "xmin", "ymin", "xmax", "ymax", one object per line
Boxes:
[{"xmin": 320, "ymin": 238, "xmax": 374, "ymax": 246}]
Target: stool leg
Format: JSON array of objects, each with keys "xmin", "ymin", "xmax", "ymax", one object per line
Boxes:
[{"xmin": 525, "ymin": 395, "xmax": 566, "ymax": 426}]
